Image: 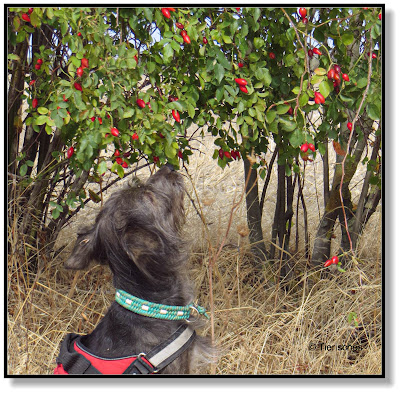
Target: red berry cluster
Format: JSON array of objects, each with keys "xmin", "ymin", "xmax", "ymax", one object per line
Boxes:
[
  {"xmin": 165, "ymin": 10, "xmax": 192, "ymax": 45},
  {"xmin": 218, "ymin": 148, "xmax": 241, "ymax": 161},
  {"xmin": 327, "ymin": 64, "xmax": 350, "ymax": 94},
  {"xmin": 21, "ymin": 9, "xmax": 33, "ymax": 23},
  {"xmin": 300, "ymin": 142, "xmax": 315, "ymax": 153},
  {"xmin": 235, "ymin": 78, "xmax": 248, "ymax": 93},
  {"xmin": 73, "ymin": 58, "xmax": 89, "ymax": 91},
  {"xmin": 34, "ymin": 58, "xmax": 43, "ymax": 71},
  {"xmin": 114, "ymin": 149, "xmax": 129, "ymax": 168},
  {"xmin": 300, "ymin": 142, "xmax": 316, "ymax": 162},
  {"xmin": 308, "ymin": 47, "xmax": 322, "ymax": 57},
  {"xmin": 324, "ymin": 255, "xmax": 339, "ymax": 267},
  {"xmin": 298, "ymin": 7, "xmax": 308, "ymax": 24}
]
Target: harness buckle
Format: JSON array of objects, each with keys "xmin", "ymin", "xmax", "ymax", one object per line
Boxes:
[{"xmin": 130, "ymin": 353, "xmax": 158, "ymax": 374}]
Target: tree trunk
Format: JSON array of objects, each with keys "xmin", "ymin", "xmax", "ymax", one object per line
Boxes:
[
  {"xmin": 243, "ymin": 158, "xmax": 268, "ymax": 267},
  {"xmin": 311, "ymin": 133, "xmax": 367, "ymax": 266}
]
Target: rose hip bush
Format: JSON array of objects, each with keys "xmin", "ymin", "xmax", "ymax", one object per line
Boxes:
[{"xmin": 8, "ymin": 7, "xmax": 381, "ymax": 267}]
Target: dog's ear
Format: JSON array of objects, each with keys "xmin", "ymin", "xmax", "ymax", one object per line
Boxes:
[
  {"xmin": 121, "ymin": 229, "xmax": 160, "ymax": 279},
  {"xmin": 64, "ymin": 231, "xmax": 96, "ymax": 270}
]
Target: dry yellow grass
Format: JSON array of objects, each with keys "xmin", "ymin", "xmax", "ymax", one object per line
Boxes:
[{"xmin": 7, "ymin": 133, "xmax": 381, "ymax": 375}]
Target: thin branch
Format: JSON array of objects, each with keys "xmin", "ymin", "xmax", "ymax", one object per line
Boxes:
[
  {"xmin": 260, "ymin": 146, "xmax": 278, "ymax": 216},
  {"xmin": 338, "ymin": 29, "xmax": 374, "ymax": 255}
]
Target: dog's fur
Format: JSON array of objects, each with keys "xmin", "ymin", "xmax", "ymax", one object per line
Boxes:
[{"xmin": 64, "ymin": 165, "xmax": 211, "ymax": 374}]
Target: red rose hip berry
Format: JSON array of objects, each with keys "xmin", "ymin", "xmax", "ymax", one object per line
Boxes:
[
  {"xmin": 327, "ymin": 69, "xmax": 335, "ymax": 80},
  {"xmin": 172, "ymin": 110, "xmax": 180, "ymax": 122},
  {"xmin": 21, "ymin": 13, "xmax": 31, "ymax": 22},
  {"xmin": 111, "ymin": 127, "xmax": 119, "ymax": 137},
  {"xmin": 136, "ymin": 99, "xmax": 146, "ymax": 108},
  {"xmin": 312, "ymin": 47, "xmax": 322, "ymax": 56},
  {"xmin": 298, "ymin": 8, "xmax": 307, "ymax": 18},
  {"xmin": 235, "ymin": 78, "xmax": 247, "ymax": 86},
  {"xmin": 161, "ymin": 8, "xmax": 171, "ymax": 18},
  {"xmin": 300, "ymin": 143, "xmax": 309, "ymax": 153},
  {"xmin": 314, "ymin": 91, "xmax": 325, "ymax": 105},
  {"xmin": 324, "ymin": 259, "xmax": 333, "ymax": 267},
  {"xmin": 67, "ymin": 147, "xmax": 74, "ymax": 159},
  {"xmin": 81, "ymin": 58, "xmax": 89, "ymax": 69}
]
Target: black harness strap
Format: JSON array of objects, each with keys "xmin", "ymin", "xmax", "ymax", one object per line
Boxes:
[{"xmin": 57, "ymin": 333, "xmax": 101, "ymax": 374}]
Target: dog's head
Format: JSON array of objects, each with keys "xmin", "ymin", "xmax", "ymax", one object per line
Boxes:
[{"xmin": 64, "ymin": 165, "xmax": 186, "ymax": 283}]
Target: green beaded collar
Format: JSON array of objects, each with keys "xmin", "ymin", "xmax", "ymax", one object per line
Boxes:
[{"xmin": 115, "ymin": 289, "xmax": 209, "ymax": 321}]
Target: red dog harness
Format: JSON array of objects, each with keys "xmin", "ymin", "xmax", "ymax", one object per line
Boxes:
[{"xmin": 54, "ymin": 325, "xmax": 196, "ymax": 375}]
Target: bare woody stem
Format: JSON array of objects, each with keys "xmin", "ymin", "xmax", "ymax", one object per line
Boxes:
[{"xmin": 338, "ymin": 29, "xmax": 374, "ymax": 255}]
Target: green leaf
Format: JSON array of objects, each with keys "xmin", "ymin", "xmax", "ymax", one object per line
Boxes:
[
  {"xmin": 19, "ymin": 164, "xmax": 28, "ymax": 176},
  {"xmin": 216, "ymin": 87, "xmax": 224, "ymax": 102},
  {"xmin": 289, "ymin": 129, "xmax": 303, "ymax": 147},
  {"xmin": 37, "ymin": 107, "xmax": 48, "ymax": 115},
  {"xmin": 342, "ymin": 32, "xmax": 354, "ymax": 46},
  {"xmin": 98, "ymin": 161, "xmax": 108, "ymax": 175},
  {"xmin": 255, "ymin": 68, "xmax": 272, "ymax": 86},
  {"xmin": 314, "ymin": 67, "xmax": 327, "ymax": 76},
  {"xmin": 299, "ymin": 92, "xmax": 309, "ymax": 107},
  {"xmin": 123, "ymin": 108, "xmax": 134, "ymax": 118},
  {"xmin": 35, "ymin": 115, "xmax": 48, "ymax": 125},
  {"xmin": 215, "ymin": 49, "xmax": 231, "ymax": 69},
  {"xmin": 214, "ymin": 63, "xmax": 225, "ymax": 84},
  {"xmin": 356, "ymin": 77, "xmax": 368, "ymax": 89},
  {"xmin": 70, "ymin": 55, "xmax": 81, "ymax": 68},
  {"xmin": 167, "ymin": 100, "xmax": 185, "ymax": 111},
  {"xmin": 165, "ymin": 143, "xmax": 177, "ymax": 159},
  {"xmin": 276, "ymin": 104, "xmax": 290, "ymax": 115},
  {"xmin": 286, "ymin": 27, "xmax": 295, "ymax": 42},
  {"xmin": 253, "ymin": 37, "xmax": 264, "ymax": 49},
  {"xmin": 222, "ymin": 34, "xmax": 232, "ymax": 44},
  {"xmin": 266, "ymin": 110, "xmax": 276, "ymax": 124},
  {"xmin": 366, "ymin": 103, "xmax": 380, "ymax": 121},
  {"xmin": 143, "ymin": 7, "xmax": 153, "ymax": 22},
  {"xmin": 52, "ymin": 209, "xmax": 61, "ymax": 219},
  {"xmin": 319, "ymin": 80, "xmax": 333, "ymax": 98},
  {"xmin": 310, "ymin": 74, "xmax": 324, "ymax": 85},
  {"xmin": 163, "ymin": 44, "xmax": 174, "ymax": 64},
  {"xmin": 116, "ymin": 164, "xmax": 125, "ymax": 179},
  {"xmin": 187, "ymin": 103, "xmax": 195, "ymax": 118},
  {"xmin": 278, "ymin": 117, "xmax": 297, "ymax": 132},
  {"xmin": 8, "ymin": 54, "xmax": 20, "ymax": 61}
]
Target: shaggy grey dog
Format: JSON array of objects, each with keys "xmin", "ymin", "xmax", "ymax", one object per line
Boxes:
[{"xmin": 60, "ymin": 165, "xmax": 211, "ymax": 374}]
